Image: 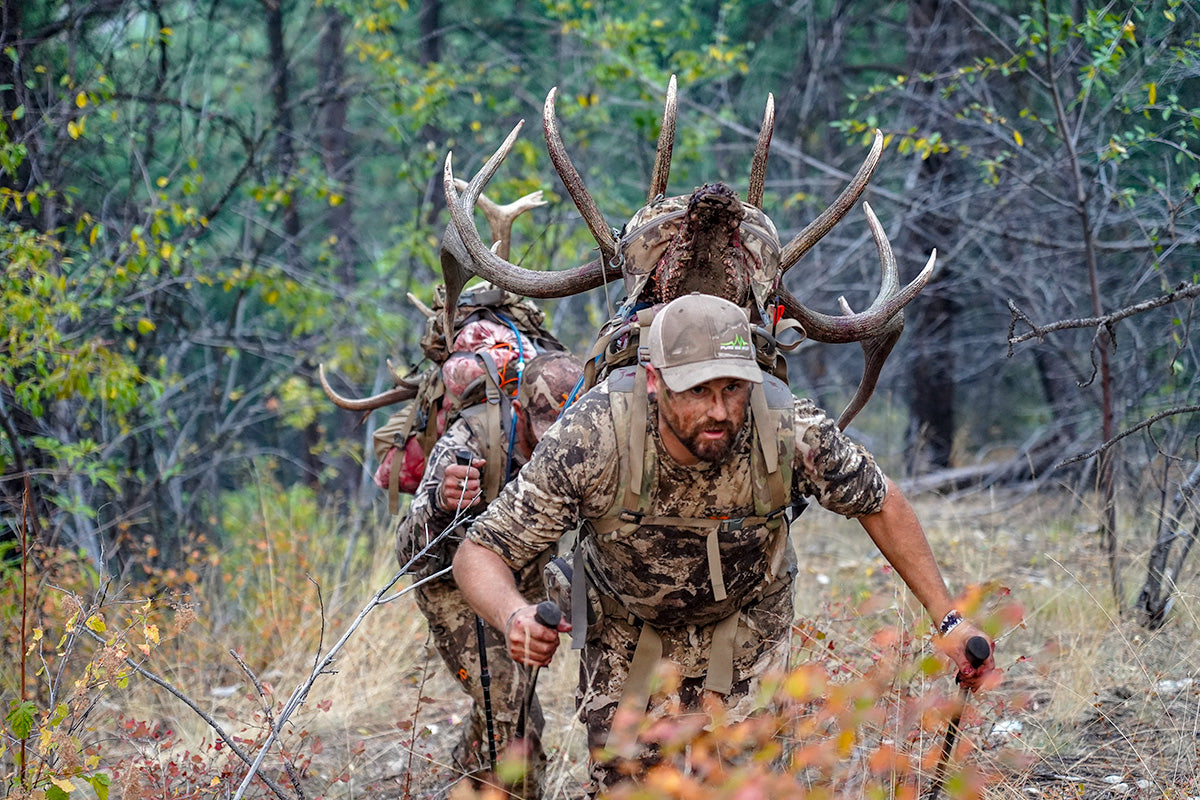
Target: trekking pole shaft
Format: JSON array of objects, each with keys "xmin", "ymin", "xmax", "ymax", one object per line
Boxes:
[
  {"xmin": 475, "ymin": 616, "xmax": 498, "ymax": 772},
  {"xmin": 927, "ymin": 635, "xmax": 991, "ymax": 800}
]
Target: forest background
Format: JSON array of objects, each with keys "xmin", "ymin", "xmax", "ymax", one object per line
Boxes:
[{"xmin": 2, "ymin": 0, "xmax": 1199, "ymax": 797}]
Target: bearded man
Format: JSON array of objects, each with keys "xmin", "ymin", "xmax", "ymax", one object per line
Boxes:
[{"xmin": 453, "ymin": 292, "xmax": 995, "ymax": 793}]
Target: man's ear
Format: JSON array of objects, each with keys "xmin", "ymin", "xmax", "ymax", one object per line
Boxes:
[{"xmin": 644, "ymin": 364, "xmax": 660, "ymax": 396}]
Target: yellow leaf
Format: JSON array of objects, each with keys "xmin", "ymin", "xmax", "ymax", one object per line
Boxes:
[
  {"xmin": 67, "ymin": 120, "xmax": 82, "ymax": 140},
  {"xmin": 52, "ymin": 777, "xmax": 76, "ymax": 791},
  {"xmin": 264, "ymin": 289, "xmax": 280, "ymax": 305},
  {"xmin": 1013, "ymin": 129, "xmax": 1024, "ymax": 147},
  {"xmin": 1148, "ymin": 82, "xmax": 1157, "ymax": 105},
  {"xmin": 328, "ymin": 193, "xmax": 343, "ymax": 206},
  {"xmin": 159, "ymin": 241, "xmax": 174, "ymax": 258},
  {"xmin": 89, "ymin": 224, "xmax": 100, "ymax": 245},
  {"xmin": 145, "ymin": 623, "xmax": 160, "ymax": 645},
  {"xmin": 85, "ymin": 614, "xmax": 106, "ymax": 634},
  {"xmin": 157, "ymin": 176, "xmax": 168, "ymax": 188},
  {"xmin": 25, "ymin": 627, "xmax": 43, "ymax": 656},
  {"xmin": 75, "ymin": 91, "xmax": 87, "ymax": 108},
  {"xmin": 137, "ymin": 318, "xmax": 156, "ymax": 335}
]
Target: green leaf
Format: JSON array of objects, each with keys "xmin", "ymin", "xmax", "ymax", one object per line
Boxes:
[
  {"xmin": 6, "ymin": 700, "xmax": 36, "ymax": 738},
  {"xmin": 87, "ymin": 773, "xmax": 112, "ymax": 800}
]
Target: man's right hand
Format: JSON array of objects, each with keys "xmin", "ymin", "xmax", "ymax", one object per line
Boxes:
[
  {"xmin": 504, "ymin": 603, "xmax": 572, "ymax": 667},
  {"xmin": 438, "ymin": 459, "xmax": 484, "ymax": 510}
]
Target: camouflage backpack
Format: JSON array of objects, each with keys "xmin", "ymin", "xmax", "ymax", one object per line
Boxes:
[
  {"xmin": 369, "ymin": 283, "xmax": 567, "ymax": 514},
  {"xmin": 574, "ymin": 197, "xmax": 796, "ymax": 396}
]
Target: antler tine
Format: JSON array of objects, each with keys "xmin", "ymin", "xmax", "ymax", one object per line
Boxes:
[
  {"xmin": 443, "ymin": 151, "xmax": 615, "ymax": 299},
  {"xmin": 440, "ymin": 120, "xmax": 526, "ymax": 330},
  {"xmin": 778, "ymin": 201, "xmax": 935, "ymax": 343},
  {"xmin": 318, "ymin": 364, "xmax": 418, "ymax": 411},
  {"xmin": 647, "ymin": 75, "xmax": 678, "ymax": 202},
  {"xmin": 776, "ymin": 201, "xmax": 933, "ymax": 429},
  {"xmin": 747, "ymin": 93, "xmax": 774, "ymax": 208},
  {"xmin": 834, "ymin": 318, "xmax": 904, "ymax": 431},
  {"xmin": 543, "ymin": 87, "xmax": 617, "ymax": 263},
  {"xmin": 779, "ymin": 129, "xmax": 884, "ymax": 273},
  {"xmin": 452, "ymin": 178, "xmax": 546, "ymax": 261}
]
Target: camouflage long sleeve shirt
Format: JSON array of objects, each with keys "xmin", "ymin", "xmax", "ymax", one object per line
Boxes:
[
  {"xmin": 396, "ymin": 409, "xmax": 526, "ymax": 578},
  {"xmin": 466, "ymin": 377, "xmax": 887, "ymax": 599}
]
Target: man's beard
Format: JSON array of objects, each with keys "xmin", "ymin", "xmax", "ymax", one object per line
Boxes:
[{"xmin": 659, "ymin": 406, "xmax": 740, "ymax": 464}]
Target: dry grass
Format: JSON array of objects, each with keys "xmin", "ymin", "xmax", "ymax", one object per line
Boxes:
[
  {"xmin": 299, "ymin": 487, "xmax": 1200, "ymax": 798},
  {"xmin": 8, "ymin": 485, "xmax": 1200, "ymax": 799}
]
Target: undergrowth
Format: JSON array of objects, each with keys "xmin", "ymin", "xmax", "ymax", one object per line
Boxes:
[{"xmin": 3, "ymin": 479, "xmax": 1199, "ymax": 799}]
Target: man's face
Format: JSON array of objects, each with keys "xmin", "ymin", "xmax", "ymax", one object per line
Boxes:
[{"xmin": 656, "ymin": 376, "xmax": 751, "ymax": 464}]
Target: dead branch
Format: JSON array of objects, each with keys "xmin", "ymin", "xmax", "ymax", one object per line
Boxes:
[
  {"xmin": 230, "ymin": 520, "xmax": 463, "ymax": 799},
  {"xmin": 1058, "ymin": 405, "xmax": 1200, "ymax": 467},
  {"xmin": 79, "ymin": 625, "xmax": 294, "ymax": 800},
  {"xmin": 1007, "ymin": 280, "xmax": 1200, "ymax": 353}
]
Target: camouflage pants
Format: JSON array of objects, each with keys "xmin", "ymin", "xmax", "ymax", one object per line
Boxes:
[
  {"xmin": 576, "ymin": 578, "xmax": 794, "ymax": 794},
  {"xmin": 415, "ymin": 552, "xmax": 550, "ymax": 797}
]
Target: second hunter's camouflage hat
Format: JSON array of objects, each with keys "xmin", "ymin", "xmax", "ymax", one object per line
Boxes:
[
  {"xmin": 648, "ymin": 293, "xmax": 763, "ymax": 392},
  {"xmin": 518, "ymin": 351, "xmax": 584, "ymax": 440}
]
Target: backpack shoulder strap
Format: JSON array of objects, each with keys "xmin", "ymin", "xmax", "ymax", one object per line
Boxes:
[{"xmin": 463, "ymin": 350, "xmax": 515, "ymax": 503}]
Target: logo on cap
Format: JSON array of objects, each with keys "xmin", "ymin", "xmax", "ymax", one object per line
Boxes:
[{"xmin": 719, "ymin": 334, "xmax": 751, "ymax": 356}]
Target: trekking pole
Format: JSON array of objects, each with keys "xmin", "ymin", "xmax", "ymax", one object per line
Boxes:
[
  {"xmin": 513, "ymin": 601, "xmax": 561, "ymax": 799},
  {"xmin": 475, "ymin": 616, "xmax": 499, "ymax": 773},
  {"xmin": 927, "ymin": 635, "xmax": 992, "ymax": 800},
  {"xmin": 515, "ymin": 601, "xmax": 562, "ymax": 741}
]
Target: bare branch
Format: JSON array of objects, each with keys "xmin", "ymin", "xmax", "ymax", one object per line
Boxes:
[
  {"xmin": 1007, "ymin": 280, "xmax": 1200, "ymax": 353},
  {"xmin": 79, "ymin": 626, "xmax": 295, "ymax": 800},
  {"xmin": 1058, "ymin": 405, "xmax": 1200, "ymax": 467}
]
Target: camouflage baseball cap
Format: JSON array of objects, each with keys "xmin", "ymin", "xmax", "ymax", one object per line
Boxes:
[
  {"xmin": 648, "ymin": 293, "xmax": 763, "ymax": 392},
  {"xmin": 518, "ymin": 351, "xmax": 584, "ymax": 440}
]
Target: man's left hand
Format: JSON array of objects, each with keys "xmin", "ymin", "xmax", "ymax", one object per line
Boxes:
[{"xmin": 939, "ymin": 622, "xmax": 1000, "ymax": 692}]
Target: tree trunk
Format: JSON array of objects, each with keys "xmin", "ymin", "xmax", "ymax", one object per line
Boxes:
[
  {"xmin": 900, "ymin": 0, "xmax": 973, "ymax": 472},
  {"xmin": 418, "ymin": 0, "xmax": 441, "ymax": 66},
  {"xmin": 317, "ymin": 6, "xmax": 366, "ymax": 505}
]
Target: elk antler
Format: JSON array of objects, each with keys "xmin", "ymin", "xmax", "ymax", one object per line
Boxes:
[
  {"xmin": 453, "ymin": 178, "xmax": 545, "ymax": 261},
  {"xmin": 647, "ymin": 75, "xmax": 678, "ymax": 201},
  {"xmin": 777, "ymin": 201, "xmax": 935, "ymax": 343},
  {"xmin": 543, "ymin": 88, "xmax": 618, "ymax": 263},
  {"xmin": 324, "ymin": 177, "xmax": 549, "ymax": 414},
  {"xmin": 318, "ymin": 364, "xmax": 419, "ymax": 412},
  {"xmin": 747, "ymin": 94, "xmax": 774, "ymax": 209},
  {"xmin": 779, "ymin": 129, "xmax": 884, "ymax": 272},
  {"xmin": 775, "ymin": 201, "xmax": 935, "ymax": 427},
  {"xmin": 436, "ymin": 80, "xmax": 933, "ymax": 429},
  {"xmin": 441, "ymin": 123, "xmax": 617, "ymax": 303}
]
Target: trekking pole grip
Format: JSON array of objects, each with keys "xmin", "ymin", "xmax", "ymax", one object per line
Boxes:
[
  {"xmin": 535, "ymin": 600, "xmax": 563, "ymax": 629},
  {"xmin": 965, "ymin": 635, "xmax": 990, "ymax": 668}
]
